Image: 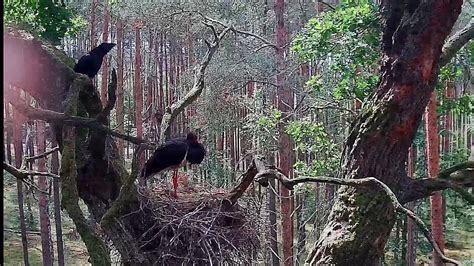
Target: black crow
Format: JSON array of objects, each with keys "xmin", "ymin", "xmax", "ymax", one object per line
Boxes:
[{"xmin": 74, "ymin": 42, "xmax": 116, "ymax": 78}]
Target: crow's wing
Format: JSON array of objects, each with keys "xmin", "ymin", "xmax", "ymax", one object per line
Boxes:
[{"xmin": 74, "ymin": 54, "xmax": 103, "ymax": 78}]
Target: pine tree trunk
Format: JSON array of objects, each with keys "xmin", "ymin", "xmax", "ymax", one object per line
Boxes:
[
  {"xmin": 12, "ymin": 107, "xmax": 30, "ymax": 265},
  {"xmin": 116, "ymin": 19, "xmax": 124, "ymax": 156},
  {"xmin": 296, "ymin": 193, "xmax": 307, "ymax": 264},
  {"xmin": 406, "ymin": 146, "xmax": 416, "ymax": 266},
  {"xmin": 275, "ymin": 0, "xmax": 294, "ymax": 264},
  {"xmin": 37, "ymin": 121, "xmax": 54, "ymax": 266},
  {"xmin": 90, "ymin": 0, "xmax": 97, "ymax": 49},
  {"xmin": 51, "ymin": 136, "xmax": 65, "ymax": 266},
  {"xmin": 100, "ymin": 0, "xmax": 110, "ymax": 107},
  {"xmin": 134, "ymin": 23, "xmax": 144, "ymax": 164},
  {"xmin": 268, "ymin": 178, "xmax": 279, "ymax": 266},
  {"xmin": 425, "ymin": 91, "xmax": 444, "ymax": 265}
]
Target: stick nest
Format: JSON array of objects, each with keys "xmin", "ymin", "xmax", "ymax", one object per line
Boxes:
[{"xmin": 132, "ymin": 181, "xmax": 262, "ymax": 265}]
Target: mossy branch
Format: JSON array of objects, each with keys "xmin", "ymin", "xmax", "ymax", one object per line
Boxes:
[{"xmin": 100, "ymin": 144, "xmax": 144, "ymax": 229}]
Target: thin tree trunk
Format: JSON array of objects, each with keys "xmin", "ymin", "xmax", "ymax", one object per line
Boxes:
[
  {"xmin": 158, "ymin": 32, "xmax": 164, "ymax": 114},
  {"xmin": 275, "ymin": 0, "xmax": 294, "ymax": 265},
  {"xmin": 51, "ymin": 136, "xmax": 65, "ymax": 266},
  {"xmin": 296, "ymin": 193, "xmax": 307, "ymax": 264},
  {"xmin": 134, "ymin": 23, "xmax": 144, "ymax": 166},
  {"xmin": 5, "ymin": 102, "xmax": 13, "ymax": 164},
  {"xmin": 37, "ymin": 121, "xmax": 54, "ymax": 266},
  {"xmin": 268, "ymin": 178, "xmax": 279, "ymax": 266},
  {"xmin": 425, "ymin": 91, "xmax": 444, "ymax": 265},
  {"xmin": 406, "ymin": 146, "xmax": 416, "ymax": 266},
  {"xmin": 100, "ymin": 0, "xmax": 110, "ymax": 107},
  {"xmin": 90, "ymin": 0, "xmax": 97, "ymax": 49},
  {"xmin": 12, "ymin": 107, "xmax": 30, "ymax": 265},
  {"xmin": 116, "ymin": 19, "xmax": 124, "ymax": 156}
]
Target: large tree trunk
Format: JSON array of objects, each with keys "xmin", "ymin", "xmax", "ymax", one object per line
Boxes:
[
  {"xmin": 306, "ymin": 1, "xmax": 462, "ymax": 264},
  {"xmin": 37, "ymin": 121, "xmax": 54, "ymax": 266},
  {"xmin": 425, "ymin": 91, "xmax": 444, "ymax": 265},
  {"xmin": 275, "ymin": 0, "xmax": 295, "ymax": 265}
]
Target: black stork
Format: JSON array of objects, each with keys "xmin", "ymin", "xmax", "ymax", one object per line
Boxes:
[
  {"xmin": 74, "ymin": 42, "xmax": 116, "ymax": 78},
  {"xmin": 141, "ymin": 132, "xmax": 206, "ymax": 197}
]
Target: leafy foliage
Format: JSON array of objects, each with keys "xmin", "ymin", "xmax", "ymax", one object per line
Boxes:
[
  {"xmin": 292, "ymin": 0, "xmax": 381, "ymax": 101},
  {"xmin": 4, "ymin": 0, "xmax": 86, "ymax": 45}
]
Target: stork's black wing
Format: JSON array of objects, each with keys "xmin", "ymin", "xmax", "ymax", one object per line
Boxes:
[
  {"xmin": 74, "ymin": 54, "xmax": 104, "ymax": 78},
  {"xmin": 141, "ymin": 138, "xmax": 188, "ymax": 178}
]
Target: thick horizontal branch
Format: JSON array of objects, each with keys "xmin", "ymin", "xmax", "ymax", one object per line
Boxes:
[
  {"xmin": 254, "ymin": 169, "xmax": 459, "ymax": 265},
  {"xmin": 400, "ymin": 161, "xmax": 474, "ymax": 204},
  {"xmin": 10, "ymin": 99, "xmax": 153, "ymax": 147},
  {"xmin": 439, "ymin": 18, "xmax": 474, "ymax": 67}
]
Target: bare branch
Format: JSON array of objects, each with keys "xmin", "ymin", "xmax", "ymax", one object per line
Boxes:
[
  {"xmin": 400, "ymin": 161, "xmax": 474, "ymax": 204},
  {"xmin": 439, "ymin": 18, "xmax": 474, "ymax": 67},
  {"xmin": 10, "ymin": 98, "xmax": 153, "ymax": 147},
  {"xmin": 3, "ymin": 161, "xmax": 59, "ymax": 180},
  {"xmin": 159, "ymin": 26, "xmax": 231, "ymax": 142},
  {"xmin": 318, "ymin": 0, "xmax": 336, "ymax": 11},
  {"xmin": 202, "ymin": 21, "xmax": 219, "ymax": 42},
  {"xmin": 255, "ymin": 170, "xmax": 459, "ymax": 265},
  {"xmin": 25, "ymin": 146, "xmax": 60, "ymax": 162},
  {"xmin": 3, "ymin": 161, "xmax": 52, "ymax": 194},
  {"xmin": 200, "ymin": 16, "xmax": 277, "ymax": 50},
  {"xmin": 227, "ymin": 157, "xmax": 269, "ymax": 205}
]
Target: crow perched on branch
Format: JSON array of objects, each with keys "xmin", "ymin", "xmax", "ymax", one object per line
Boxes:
[{"xmin": 74, "ymin": 42, "xmax": 116, "ymax": 78}]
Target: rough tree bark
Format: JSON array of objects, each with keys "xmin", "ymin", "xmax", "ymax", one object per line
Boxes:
[
  {"xmin": 305, "ymin": 1, "xmax": 463, "ymax": 265},
  {"xmin": 37, "ymin": 120, "xmax": 54, "ymax": 266},
  {"xmin": 425, "ymin": 91, "xmax": 444, "ymax": 265},
  {"xmin": 275, "ymin": 0, "xmax": 295, "ymax": 265}
]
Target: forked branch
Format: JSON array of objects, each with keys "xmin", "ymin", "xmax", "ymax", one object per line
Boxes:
[{"xmin": 159, "ymin": 24, "xmax": 231, "ymax": 142}]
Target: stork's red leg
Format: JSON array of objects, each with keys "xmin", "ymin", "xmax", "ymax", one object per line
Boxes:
[{"xmin": 172, "ymin": 168, "xmax": 179, "ymax": 198}]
